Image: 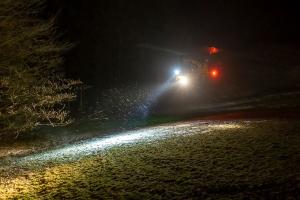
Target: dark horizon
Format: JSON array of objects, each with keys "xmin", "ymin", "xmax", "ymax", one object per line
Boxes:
[{"xmin": 48, "ymin": 0, "xmax": 300, "ymax": 90}]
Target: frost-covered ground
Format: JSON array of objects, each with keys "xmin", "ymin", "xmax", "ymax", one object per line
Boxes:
[
  {"xmin": 0, "ymin": 119, "xmax": 299, "ymax": 199},
  {"xmin": 1, "ymin": 91, "xmax": 300, "ymax": 160}
]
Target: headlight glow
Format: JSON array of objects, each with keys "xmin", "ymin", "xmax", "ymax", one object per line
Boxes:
[
  {"xmin": 174, "ymin": 69, "xmax": 180, "ymax": 75},
  {"xmin": 177, "ymin": 75, "xmax": 189, "ymax": 86}
]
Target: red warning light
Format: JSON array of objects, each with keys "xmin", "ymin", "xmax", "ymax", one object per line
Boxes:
[
  {"xmin": 208, "ymin": 47, "xmax": 219, "ymax": 55},
  {"xmin": 209, "ymin": 68, "xmax": 219, "ymax": 79}
]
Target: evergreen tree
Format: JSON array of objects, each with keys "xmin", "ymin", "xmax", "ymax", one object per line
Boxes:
[{"xmin": 0, "ymin": 0, "xmax": 81, "ymax": 137}]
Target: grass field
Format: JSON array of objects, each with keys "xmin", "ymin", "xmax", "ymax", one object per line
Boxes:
[
  {"xmin": 0, "ymin": 120, "xmax": 299, "ymax": 199},
  {"xmin": 1, "ymin": 91, "xmax": 300, "ymax": 160},
  {"xmin": 0, "ymin": 114, "xmax": 184, "ymax": 159}
]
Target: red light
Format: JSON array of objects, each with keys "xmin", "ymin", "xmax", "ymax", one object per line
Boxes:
[
  {"xmin": 209, "ymin": 69, "xmax": 219, "ymax": 78},
  {"xmin": 208, "ymin": 47, "xmax": 219, "ymax": 55}
]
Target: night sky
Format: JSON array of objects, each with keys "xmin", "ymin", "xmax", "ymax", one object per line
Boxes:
[{"xmin": 47, "ymin": 0, "xmax": 299, "ymax": 90}]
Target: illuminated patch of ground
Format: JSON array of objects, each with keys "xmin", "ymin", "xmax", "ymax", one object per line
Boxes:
[{"xmin": 0, "ymin": 120, "xmax": 299, "ymax": 199}]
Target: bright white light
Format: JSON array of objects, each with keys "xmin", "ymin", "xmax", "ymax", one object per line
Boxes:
[
  {"xmin": 174, "ymin": 69, "xmax": 180, "ymax": 75},
  {"xmin": 208, "ymin": 124, "xmax": 242, "ymax": 129},
  {"xmin": 178, "ymin": 75, "xmax": 189, "ymax": 86},
  {"xmin": 15, "ymin": 121, "xmax": 246, "ymax": 166},
  {"xmin": 20, "ymin": 128, "xmax": 167, "ymax": 163}
]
